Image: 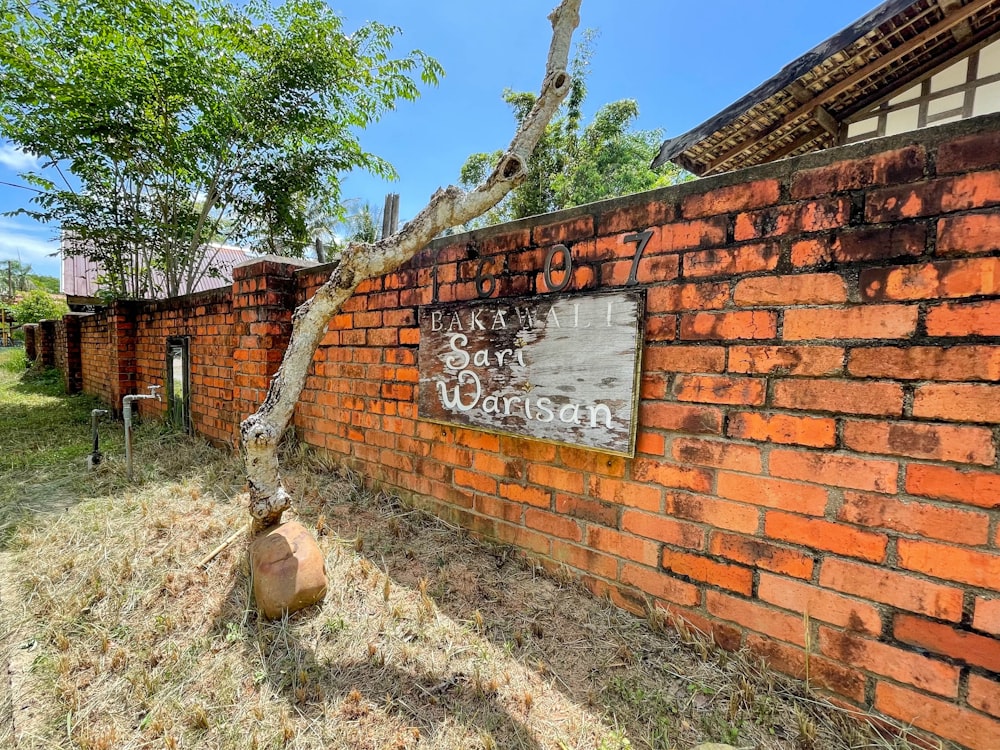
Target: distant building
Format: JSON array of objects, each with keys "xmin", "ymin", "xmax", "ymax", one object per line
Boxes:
[{"xmin": 654, "ymin": 0, "xmax": 1000, "ymax": 176}]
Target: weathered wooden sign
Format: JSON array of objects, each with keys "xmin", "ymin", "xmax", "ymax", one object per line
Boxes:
[{"xmin": 418, "ymin": 290, "xmax": 645, "ymax": 456}]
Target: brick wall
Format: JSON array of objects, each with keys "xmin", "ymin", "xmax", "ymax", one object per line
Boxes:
[{"xmin": 41, "ymin": 113, "xmax": 1000, "ymax": 750}]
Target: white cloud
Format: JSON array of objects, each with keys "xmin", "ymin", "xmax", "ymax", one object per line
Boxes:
[
  {"xmin": 0, "ymin": 144, "xmax": 40, "ymax": 173},
  {"xmin": 0, "ymin": 216, "xmax": 61, "ymax": 278}
]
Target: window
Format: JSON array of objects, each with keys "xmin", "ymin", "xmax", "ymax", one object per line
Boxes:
[{"xmin": 166, "ymin": 337, "xmax": 191, "ymax": 434}]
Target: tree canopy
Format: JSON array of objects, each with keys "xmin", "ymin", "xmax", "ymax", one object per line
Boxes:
[
  {"xmin": 0, "ymin": 0, "xmax": 442, "ymax": 297},
  {"xmin": 458, "ymin": 33, "xmax": 689, "ymax": 228}
]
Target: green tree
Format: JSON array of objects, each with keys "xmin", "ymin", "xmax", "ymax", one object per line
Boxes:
[
  {"xmin": 458, "ymin": 33, "xmax": 689, "ymax": 228},
  {"xmin": 0, "ymin": 0, "xmax": 442, "ymax": 298},
  {"xmin": 12, "ymin": 290, "xmax": 69, "ymax": 324}
]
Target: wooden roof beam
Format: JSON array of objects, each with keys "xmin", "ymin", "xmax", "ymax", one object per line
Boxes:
[
  {"xmin": 937, "ymin": 0, "xmax": 974, "ymax": 41},
  {"xmin": 705, "ymin": 0, "xmax": 995, "ymax": 172}
]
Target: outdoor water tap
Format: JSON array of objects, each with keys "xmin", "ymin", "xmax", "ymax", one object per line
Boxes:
[
  {"xmin": 123, "ymin": 386, "xmax": 162, "ymax": 480},
  {"xmin": 87, "ymin": 408, "xmax": 109, "ymax": 470}
]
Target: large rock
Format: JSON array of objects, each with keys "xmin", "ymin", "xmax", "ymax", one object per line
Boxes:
[{"xmin": 250, "ymin": 521, "xmax": 327, "ymax": 620}]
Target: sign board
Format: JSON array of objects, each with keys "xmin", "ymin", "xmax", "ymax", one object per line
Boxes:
[{"xmin": 418, "ymin": 290, "xmax": 645, "ymax": 456}]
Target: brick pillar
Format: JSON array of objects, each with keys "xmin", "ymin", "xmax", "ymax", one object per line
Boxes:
[
  {"xmin": 109, "ymin": 301, "xmax": 139, "ymax": 412},
  {"xmin": 37, "ymin": 320, "xmax": 57, "ymax": 368},
  {"xmin": 231, "ymin": 256, "xmax": 312, "ymax": 436},
  {"xmin": 23, "ymin": 324, "xmax": 37, "ymax": 361},
  {"xmin": 62, "ymin": 314, "xmax": 84, "ymax": 393}
]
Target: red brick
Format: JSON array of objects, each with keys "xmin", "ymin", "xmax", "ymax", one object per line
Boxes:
[
  {"xmin": 454, "ymin": 469, "xmax": 497, "ymax": 495},
  {"xmin": 905, "ymin": 464, "xmax": 1000, "ymax": 509},
  {"xmin": 649, "ymin": 218, "xmax": 728, "ymax": 252},
  {"xmin": 550, "ymin": 540, "xmax": 618, "ymax": 580},
  {"xmin": 926, "ymin": 299, "xmax": 1000, "ymax": 336},
  {"xmin": 644, "ymin": 345, "xmax": 726, "ymax": 373},
  {"xmin": 716, "ymin": 472, "xmax": 828, "ymax": 516},
  {"xmin": 586, "ymin": 526, "xmax": 659, "ymax": 567},
  {"xmin": 861, "ymin": 257, "xmax": 1000, "ymax": 302},
  {"xmin": 848, "ymin": 345, "xmax": 1000, "ymax": 381},
  {"xmin": 733, "ymin": 198, "xmax": 848, "ymax": 240},
  {"xmin": 661, "ymin": 549, "xmax": 753, "ymax": 595},
  {"xmin": 671, "ymin": 437, "xmax": 762, "ymax": 473},
  {"xmin": 819, "ymin": 558, "xmax": 964, "ymax": 621},
  {"xmin": 758, "ymin": 573, "xmax": 881, "ymax": 634},
  {"xmin": 913, "ymin": 383, "xmax": 1000, "ymax": 423},
  {"xmin": 499, "ymin": 437, "xmax": 554, "ymax": 462},
  {"xmin": 838, "ymin": 491, "xmax": 990, "ymax": 546},
  {"xmin": 773, "ymin": 379, "xmax": 903, "ymax": 416},
  {"xmin": 791, "ymin": 224, "xmax": 928, "ymax": 267},
  {"xmin": 937, "ymin": 212, "xmax": 1000, "ymax": 255},
  {"xmin": 620, "ymin": 563, "xmax": 701, "ymax": 607},
  {"xmin": 765, "ymin": 512, "xmax": 888, "ymax": 562},
  {"xmin": 898, "ymin": 538, "xmax": 1000, "ymax": 591},
  {"xmin": 635, "ymin": 430, "xmax": 665, "ymax": 456},
  {"xmin": 894, "ymin": 613, "xmax": 1000, "ymax": 672},
  {"xmin": 682, "ymin": 179, "xmax": 781, "ymax": 218},
  {"xmin": 474, "ymin": 495, "xmax": 523, "ymax": 524},
  {"xmin": 968, "ymin": 674, "xmax": 1000, "ymax": 720},
  {"xmin": 974, "ymin": 597, "xmax": 1000, "ymax": 637},
  {"xmin": 633, "ymin": 459, "xmax": 713, "ymax": 493},
  {"xmin": 745, "ymin": 635, "xmax": 866, "ymax": 703},
  {"xmin": 499, "ymin": 482, "xmax": 550, "ymax": 508},
  {"xmin": 843, "ymin": 419, "xmax": 995, "ymax": 465},
  {"xmin": 706, "ymin": 590, "xmax": 807, "ymax": 646},
  {"xmin": 819, "ymin": 628, "xmax": 960, "ymax": 697},
  {"xmin": 727, "ymin": 345, "xmax": 844, "ymax": 376},
  {"xmin": 683, "ymin": 244, "xmax": 780, "ymax": 278},
  {"xmin": 559, "ymin": 446, "xmax": 626, "ymax": 477},
  {"xmin": 938, "ymin": 131, "xmax": 1000, "ymax": 173},
  {"xmin": 791, "ymin": 146, "xmax": 925, "ymax": 197},
  {"xmin": 769, "ymin": 449, "xmax": 898, "ymax": 493},
  {"xmin": 726, "ymin": 412, "xmax": 836, "ymax": 448},
  {"xmin": 680, "ymin": 310, "xmax": 777, "ymax": 340},
  {"xmin": 672, "ymin": 374, "xmax": 766, "ymax": 405},
  {"xmin": 643, "ymin": 313, "xmax": 677, "ymax": 341},
  {"xmin": 527, "ymin": 464, "xmax": 584, "ymax": 494},
  {"xmin": 597, "ymin": 200, "xmax": 675, "ymax": 235},
  {"xmin": 664, "ymin": 491, "xmax": 760, "ymax": 534},
  {"xmin": 555, "ymin": 494, "xmax": 617, "ymax": 527},
  {"xmin": 875, "ymin": 682, "xmax": 1000, "ymax": 750},
  {"xmin": 867, "ymin": 172, "xmax": 1000, "ymax": 222},
  {"xmin": 709, "ymin": 532, "xmax": 815, "ymax": 579},
  {"xmin": 639, "ymin": 402, "xmax": 723, "ymax": 434},
  {"xmin": 532, "ymin": 215, "xmax": 594, "ymax": 245},
  {"xmin": 733, "ymin": 273, "xmax": 847, "ymax": 306},
  {"xmin": 784, "ymin": 305, "xmax": 918, "ymax": 340},
  {"xmin": 525, "ymin": 508, "xmax": 582, "ymax": 542},
  {"xmin": 589, "ymin": 476, "xmax": 662, "ymax": 512},
  {"xmin": 622, "ymin": 509, "xmax": 704, "ymax": 549},
  {"xmin": 646, "ymin": 282, "xmax": 730, "ymax": 313}
]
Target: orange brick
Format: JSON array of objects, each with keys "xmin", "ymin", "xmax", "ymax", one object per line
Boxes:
[
  {"xmin": 622, "ymin": 509, "xmax": 704, "ymax": 549},
  {"xmin": 938, "ymin": 131, "xmax": 1000, "ymax": 172},
  {"xmin": 586, "ymin": 526, "xmax": 659, "ymax": 566},
  {"xmin": 842, "ymin": 419, "xmax": 995, "ymax": 465},
  {"xmin": 926, "ymin": 299, "xmax": 1000, "ymax": 336},
  {"xmin": 848, "ymin": 345, "xmax": 1000, "ymax": 381},
  {"xmin": 633, "ymin": 459, "xmax": 713, "ymax": 493},
  {"xmin": 620, "ymin": 563, "xmax": 701, "ymax": 607},
  {"xmin": 968, "ymin": 674, "xmax": 1000, "ymax": 720},
  {"xmin": 709, "ymin": 532, "xmax": 814, "ymax": 579},
  {"xmin": 875, "ymin": 682, "xmax": 1000, "ymax": 750},
  {"xmin": 937, "ymin": 212, "xmax": 1000, "ymax": 255},
  {"xmin": 819, "ymin": 557, "xmax": 963, "ymax": 621},
  {"xmin": 791, "ymin": 224, "xmax": 926, "ymax": 266},
  {"xmin": 639, "ymin": 401, "xmax": 724, "ymax": 434},
  {"xmin": 706, "ymin": 590, "xmax": 807, "ymax": 646},
  {"xmin": 745, "ymin": 635, "xmax": 866, "ymax": 703},
  {"xmin": 646, "ymin": 282, "xmax": 730, "ymax": 313},
  {"xmin": 905, "ymin": 464, "xmax": 1000, "ymax": 509},
  {"xmin": 783, "ymin": 305, "xmax": 918, "ymax": 340},
  {"xmin": 532, "ymin": 215, "xmax": 594, "ymax": 245},
  {"xmin": 664, "ymin": 491, "xmax": 760, "ymax": 534},
  {"xmin": 726, "ymin": 412, "xmax": 836, "ymax": 448},
  {"xmin": 913, "ymin": 383, "xmax": 1000, "ymax": 423},
  {"xmin": 454, "ymin": 469, "xmax": 497, "ymax": 495},
  {"xmin": 644, "ymin": 345, "xmax": 726, "ymax": 373},
  {"xmin": 734, "ymin": 198, "xmax": 848, "ymax": 240},
  {"xmin": 474, "ymin": 495, "xmax": 523, "ymax": 524},
  {"xmin": 683, "ymin": 244, "xmax": 780, "ymax": 278},
  {"xmin": 589, "ymin": 476, "xmax": 662, "ymax": 512},
  {"xmin": 524, "ymin": 508, "xmax": 582, "ymax": 542},
  {"xmin": 672, "ymin": 374, "xmax": 766, "ymax": 405},
  {"xmin": 558, "ymin": 446, "xmax": 626, "ymax": 477},
  {"xmin": 764, "ymin": 512, "xmax": 888, "ymax": 562},
  {"xmin": 838, "ymin": 491, "xmax": 989, "ymax": 546},
  {"xmin": 733, "ymin": 273, "xmax": 847, "ymax": 306},
  {"xmin": 649, "ymin": 218, "xmax": 728, "ymax": 252},
  {"xmin": 769, "ymin": 449, "xmax": 898, "ymax": 493},
  {"xmin": 527, "ymin": 464, "xmax": 584, "ymax": 494},
  {"xmin": 597, "ymin": 200, "xmax": 675, "ymax": 235},
  {"xmin": 773, "ymin": 379, "xmax": 903, "ymax": 416},
  {"xmin": 861, "ymin": 257, "xmax": 1000, "ymax": 301},
  {"xmin": 680, "ymin": 310, "xmax": 778, "ymax": 340},
  {"xmin": 499, "ymin": 482, "xmax": 550, "ymax": 508},
  {"xmin": 550, "ymin": 540, "xmax": 619, "ymax": 580},
  {"xmin": 819, "ymin": 628, "xmax": 959, "ymax": 697},
  {"xmin": 716, "ymin": 472, "xmax": 828, "ymax": 516},
  {"xmin": 894, "ymin": 613, "xmax": 1000, "ymax": 672},
  {"xmin": 791, "ymin": 146, "xmax": 925, "ymax": 198},
  {"xmin": 555, "ymin": 493, "xmax": 618, "ymax": 527},
  {"xmin": 898, "ymin": 538, "xmax": 1000, "ymax": 591},
  {"xmin": 727, "ymin": 345, "xmax": 844, "ymax": 376},
  {"xmin": 662, "ymin": 549, "xmax": 753, "ymax": 595},
  {"xmin": 758, "ymin": 573, "xmax": 881, "ymax": 634},
  {"xmin": 974, "ymin": 597, "xmax": 1000, "ymax": 637},
  {"xmin": 671, "ymin": 437, "xmax": 762, "ymax": 472},
  {"xmin": 635, "ymin": 430, "xmax": 665, "ymax": 456},
  {"xmin": 682, "ymin": 179, "xmax": 781, "ymax": 218}
]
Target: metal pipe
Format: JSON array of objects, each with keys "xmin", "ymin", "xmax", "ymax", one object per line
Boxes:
[
  {"xmin": 123, "ymin": 386, "xmax": 161, "ymax": 480},
  {"xmin": 87, "ymin": 409, "xmax": 109, "ymax": 470}
]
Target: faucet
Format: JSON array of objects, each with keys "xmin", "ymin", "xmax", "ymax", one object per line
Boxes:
[
  {"xmin": 87, "ymin": 408, "xmax": 110, "ymax": 470},
  {"xmin": 123, "ymin": 386, "xmax": 161, "ymax": 480}
]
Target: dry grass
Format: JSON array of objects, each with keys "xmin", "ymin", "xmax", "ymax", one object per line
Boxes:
[{"xmin": 0, "ymin": 353, "xmax": 925, "ymax": 750}]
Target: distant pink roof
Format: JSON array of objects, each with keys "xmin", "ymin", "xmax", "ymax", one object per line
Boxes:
[{"xmin": 60, "ymin": 240, "xmax": 251, "ymax": 298}]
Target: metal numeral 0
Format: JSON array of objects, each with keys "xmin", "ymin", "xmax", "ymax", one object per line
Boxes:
[
  {"xmin": 474, "ymin": 257, "xmax": 497, "ymax": 298},
  {"xmin": 623, "ymin": 229, "xmax": 653, "ymax": 286},
  {"xmin": 543, "ymin": 243, "xmax": 573, "ymax": 292}
]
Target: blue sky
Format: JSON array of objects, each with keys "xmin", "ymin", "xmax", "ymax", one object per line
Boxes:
[{"xmin": 0, "ymin": 0, "xmax": 879, "ymax": 279}]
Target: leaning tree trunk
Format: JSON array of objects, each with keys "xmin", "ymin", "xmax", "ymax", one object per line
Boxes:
[{"xmin": 241, "ymin": 0, "xmax": 582, "ymax": 530}]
